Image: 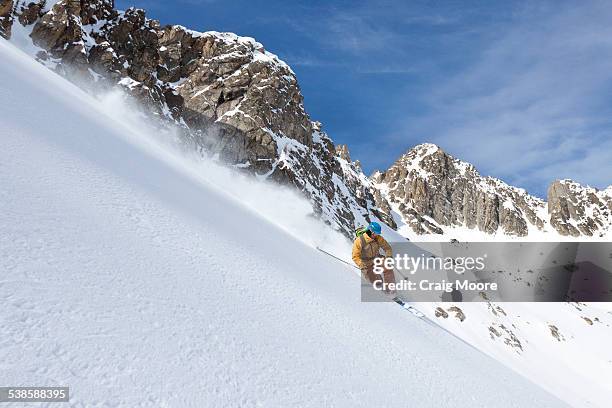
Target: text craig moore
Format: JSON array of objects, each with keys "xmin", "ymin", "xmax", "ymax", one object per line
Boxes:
[{"xmin": 372, "ymin": 278, "xmax": 498, "ymax": 293}]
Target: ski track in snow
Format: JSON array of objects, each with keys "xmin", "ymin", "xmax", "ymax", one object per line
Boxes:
[{"xmin": 0, "ymin": 40, "xmax": 569, "ymax": 407}]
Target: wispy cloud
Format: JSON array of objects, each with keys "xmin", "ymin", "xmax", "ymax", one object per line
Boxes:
[
  {"xmin": 355, "ymin": 65, "xmax": 418, "ymax": 75},
  {"xmin": 320, "ymin": 13, "xmax": 400, "ymax": 53},
  {"xmin": 394, "ymin": 0, "xmax": 612, "ymax": 196},
  {"xmin": 280, "ymin": 52, "xmax": 341, "ymax": 68}
]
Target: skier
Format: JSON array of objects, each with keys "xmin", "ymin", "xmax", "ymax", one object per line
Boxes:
[{"xmin": 352, "ymin": 221, "xmax": 396, "ymax": 292}]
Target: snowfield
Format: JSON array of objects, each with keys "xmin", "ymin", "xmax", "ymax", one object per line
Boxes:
[{"xmin": 0, "ymin": 40, "xmax": 570, "ymax": 407}]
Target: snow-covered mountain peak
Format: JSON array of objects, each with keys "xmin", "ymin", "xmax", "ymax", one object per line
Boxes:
[
  {"xmin": 394, "ymin": 142, "xmax": 479, "ymax": 178},
  {"xmin": 373, "ymin": 143, "xmax": 547, "ymax": 237},
  {"xmin": 407, "ymin": 142, "xmax": 441, "ymax": 155},
  {"xmin": 199, "ymin": 30, "xmax": 295, "ymax": 74},
  {"xmin": 370, "ymin": 140, "xmax": 612, "ymax": 240}
]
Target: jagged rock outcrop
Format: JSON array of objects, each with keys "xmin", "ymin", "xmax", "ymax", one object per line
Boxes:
[
  {"xmin": 373, "ymin": 143, "xmax": 546, "ymax": 237},
  {"xmin": 373, "ymin": 144, "xmax": 612, "ymax": 238},
  {"xmin": 335, "ymin": 144, "xmax": 351, "ymax": 162},
  {"xmin": 548, "ymin": 180, "xmax": 612, "ymax": 237},
  {"xmin": 332, "ymin": 143, "xmax": 396, "ymax": 230},
  {"xmin": 4, "ymin": 0, "xmax": 391, "ymax": 237},
  {"xmin": 16, "ymin": 0, "xmax": 44, "ymax": 26},
  {"xmin": 29, "ymin": 0, "xmax": 94, "ymax": 76},
  {"xmin": 0, "ymin": 0, "xmax": 13, "ymax": 39},
  {"xmin": 23, "ymin": 0, "xmax": 313, "ymax": 172}
]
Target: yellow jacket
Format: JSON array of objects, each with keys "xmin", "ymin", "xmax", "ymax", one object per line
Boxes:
[{"xmin": 352, "ymin": 233, "xmax": 392, "ymax": 269}]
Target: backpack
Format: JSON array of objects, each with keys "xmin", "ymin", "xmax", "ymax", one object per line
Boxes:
[
  {"xmin": 355, "ymin": 226, "xmax": 378, "ymax": 262},
  {"xmin": 355, "ymin": 226, "xmax": 368, "ymax": 238}
]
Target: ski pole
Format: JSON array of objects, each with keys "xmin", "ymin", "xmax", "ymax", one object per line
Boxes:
[{"xmin": 316, "ymin": 246, "xmax": 360, "ymax": 269}]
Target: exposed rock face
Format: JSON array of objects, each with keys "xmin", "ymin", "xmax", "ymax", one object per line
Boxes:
[
  {"xmin": 30, "ymin": 0, "xmax": 95, "ymax": 75},
  {"xmin": 448, "ymin": 306, "xmax": 466, "ymax": 322},
  {"xmin": 435, "ymin": 307, "xmax": 449, "ymax": 318},
  {"xmin": 373, "ymin": 144, "xmax": 547, "ymax": 237},
  {"xmin": 335, "ymin": 144, "xmax": 351, "ymax": 162},
  {"xmin": 0, "ymin": 0, "xmax": 13, "ymax": 39},
  {"xmin": 5, "ymin": 0, "xmax": 391, "ymax": 237},
  {"xmin": 547, "ymin": 180, "xmax": 612, "ymax": 237},
  {"xmin": 24, "ymin": 1, "xmax": 312, "ymax": 172},
  {"xmin": 331, "ymin": 143, "xmax": 396, "ymax": 231},
  {"xmin": 548, "ymin": 324, "xmax": 565, "ymax": 341},
  {"xmin": 16, "ymin": 0, "xmax": 45, "ymax": 26},
  {"xmin": 374, "ymin": 144, "xmax": 612, "ymax": 238}
]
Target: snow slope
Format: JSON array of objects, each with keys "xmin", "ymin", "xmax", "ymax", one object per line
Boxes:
[
  {"xmin": 419, "ymin": 301, "xmax": 612, "ymax": 408},
  {"xmin": 0, "ymin": 40, "xmax": 568, "ymax": 407}
]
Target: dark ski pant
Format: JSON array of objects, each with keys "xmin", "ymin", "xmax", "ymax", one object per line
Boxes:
[{"xmin": 361, "ymin": 257, "xmax": 396, "ymax": 293}]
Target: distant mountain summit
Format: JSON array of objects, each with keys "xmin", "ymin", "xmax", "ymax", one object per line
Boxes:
[
  {"xmin": 372, "ymin": 143, "xmax": 612, "ymax": 238},
  {"xmin": 3, "ymin": 0, "xmax": 611, "ymax": 239},
  {"xmin": 548, "ymin": 179, "xmax": 612, "ymax": 237}
]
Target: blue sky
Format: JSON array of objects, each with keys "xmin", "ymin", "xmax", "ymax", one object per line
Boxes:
[{"xmin": 117, "ymin": 0, "xmax": 612, "ymax": 197}]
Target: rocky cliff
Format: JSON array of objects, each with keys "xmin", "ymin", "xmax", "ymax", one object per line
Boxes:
[
  {"xmin": 3, "ymin": 0, "xmax": 392, "ymax": 237},
  {"xmin": 548, "ymin": 180, "xmax": 612, "ymax": 237},
  {"xmin": 373, "ymin": 143, "xmax": 612, "ymax": 238},
  {"xmin": 0, "ymin": 1, "xmax": 12, "ymax": 39},
  {"xmin": 3, "ymin": 0, "xmax": 611, "ymax": 240}
]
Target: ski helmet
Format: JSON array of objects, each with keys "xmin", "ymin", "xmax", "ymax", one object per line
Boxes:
[{"xmin": 368, "ymin": 221, "xmax": 382, "ymax": 234}]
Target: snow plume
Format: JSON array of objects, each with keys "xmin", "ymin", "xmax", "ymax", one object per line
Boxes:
[{"xmin": 87, "ymin": 83, "xmax": 351, "ymax": 257}]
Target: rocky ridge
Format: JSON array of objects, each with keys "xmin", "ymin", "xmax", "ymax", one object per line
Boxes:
[
  {"xmin": 372, "ymin": 143, "xmax": 612, "ymax": 238},
  {"xmin": 547, "ymin": 180, "xmax": 612, "ymax": 237},
  {"xmin": 3, "ymin": 0, "xmax": 392, "ymax": 237}
]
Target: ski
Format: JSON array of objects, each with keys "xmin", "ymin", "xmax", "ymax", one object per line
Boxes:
[{"xmin": 392, "ymin": 297, "xmax": 425, "ymax": 318}]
